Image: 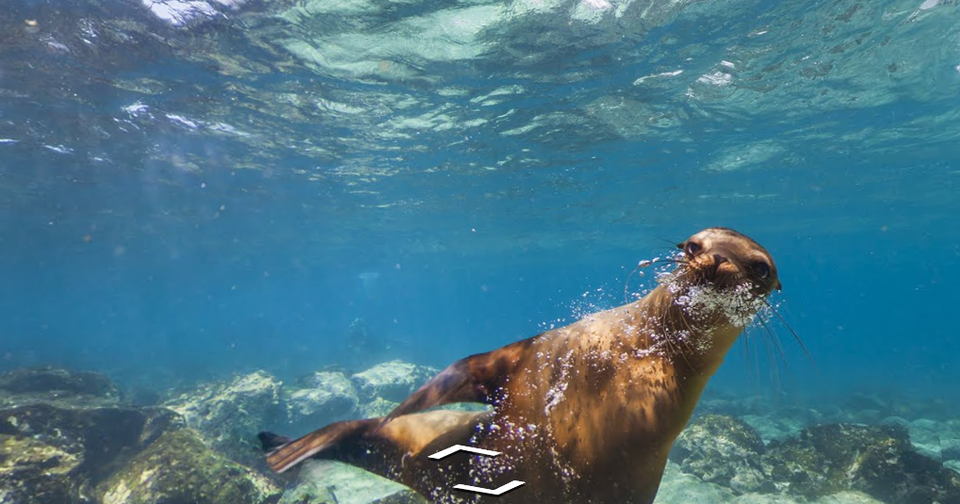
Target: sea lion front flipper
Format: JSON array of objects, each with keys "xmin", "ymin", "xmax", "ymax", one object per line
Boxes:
[
  {"xmin": 262, "ymin": 418, "xmax": 378, "ymax": 473},
  {"xmin": 262, "ymin": 410, "xmax": 492, "ymax": 476},
  {"xmin": 383, "ymin": 337, "xmax": 534, "ymax": 424}
]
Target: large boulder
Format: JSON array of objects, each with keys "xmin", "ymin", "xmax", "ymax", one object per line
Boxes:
[
  {"xmin": 671, "ymin": 414, "xmax": 774, "ymax": 494},
  {"xmin": 0, "ymin": 434, "xmax": 81, "ymax": 504},
  {"xmin": 0, "ymin": 367, "xmax": 121, "ymax": 409},
  {"xmin": 0, "ymin": 366, "xmax": 120, "ymax": 398},
  {"xmin": 96, "ymin": 428, "xmax": 281, "ymax": 504},
  {"xmin": 286, "ymin": 371, "xmax": 359, "ymax": 432},
  {"xmin": 762, "ymin": 423, "xmax": 960, "ymax": 503},
  {"xmin": 0, "ymin": 403, "xmax": 183, "ymax": 504},
  {"xmin": 351, "ymin": 361, "xmax": 437, "ymax": 403},
  {"xmin": 162, "ymin": 370, "xmax": 284, "ymax": 464}
]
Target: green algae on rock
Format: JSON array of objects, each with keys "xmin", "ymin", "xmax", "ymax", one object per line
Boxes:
[
  {"xmin": 671, "ymin": 414, "xmax": 774, "ymax": 494},
  {"xmin": 0, "ymin": 367, "xmax": 124, "ymax": 410},
  {"xmin": 97, "ymin": 428, "xmax": 281, "ymax": 504},
  {"xmin": 162, "ymin": 370, "xmax": 285, "ymax": 465},
  {"xmin": 762, "ymin": 423, "xmax": 960, "ymax": 503},
  {"xmin": 0, "ymin": 403, "xmax": 184, "ymax": 482},
  {"xmin": 0, "ymin": 366, "xmax": 120, "ymax": 399},
  {"xmin": 0, "ymin": 434, "xmax": 81, "ymax": 504}
]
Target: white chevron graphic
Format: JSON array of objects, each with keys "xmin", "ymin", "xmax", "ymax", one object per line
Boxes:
[
  {"xmin": 453, "ymin": 480, "xmax": 525, "ymax": 496},
  {"xmin": 428, "ymin": 444, "xmax": 502, "ymax": 460}
]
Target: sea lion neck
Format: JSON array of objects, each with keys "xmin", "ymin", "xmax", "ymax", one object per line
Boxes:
[{"xmin": 626, "ymin": 282, "xmax": 745, "ymax": 378}]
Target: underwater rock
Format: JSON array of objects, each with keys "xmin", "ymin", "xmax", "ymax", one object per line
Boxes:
[
  {"xmin": 358, "ymin": 397, "xmax": 401, "ymax": 419},
  {"xmin": 300, "ymin": 369, "xmax": 358, "ymax": 392},
  {"xmin": 671, "ymin": 414, "xmax": 774, "ymax": 494},
  {"xmin": 653, "ymin": 465, "xmax": 884, "ymax": 504},
  {"xmin": 0, "ymin": 402, "xmax": 183, "ymax": 503},
  {"xmin": 279, "ymin": 459, "xmax": 427, "ymax": 504},
  {"xmin": 882, "ymin": 416, "xmax": 944, "ymax": 460},
  {"xmin": 351, "ymin": 361, "xmax": 437, "ymax": 403},
  {"xmin": 944, "ymin": 438, "xmax": 960, "ymax": 462},
  {"xmin": 762, "ymin": 423, "xmax": 960, "ymax": 503},
  {"xmin": 811, "ymin": 492, "xmax": 886, "ymax": 504},
  {"xmin": 725, "ymin": 490, "xmax": 885, "ymax": 504},
  {"xmin": 899, "ymin": 417, "xmax": 960, "ymax": 465},
  {"xmin": 0, "ymin": 434, "xmax": 81, "ymax": 504},
  {"xmin": 0, "ymin": 403, "xmax": 183, "ymax": 478},
  {"xmin": 0, "ymin": 366, "xmax": 120, "ymax": 405},
  {"xmin": 96, "ymin": 428, "xmax": 281, "ymax": 504},
  {"xmin": 286, "ymin": 371, "xmax": 359, "ymax": 431},
  {"xmin": 653, "ymin": 460, "xmax": 737, "ymax": 503},
  {"xmin": 162, "ymin": 370, "xmax": 284, "ymax": 464}
]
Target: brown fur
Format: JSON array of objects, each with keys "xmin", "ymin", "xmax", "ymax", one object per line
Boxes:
[{"xmin": 263, "ymin": 227, "xmax": 780, "ymax": 504}]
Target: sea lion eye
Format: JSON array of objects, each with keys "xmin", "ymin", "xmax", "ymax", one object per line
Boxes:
[
  {"xmin": 682, "ymin": 242, "xmax": 702, "ymax": 255},
  {"xmin": 751, "ymin": 261, "xmax": 770, "ymax": 279}
]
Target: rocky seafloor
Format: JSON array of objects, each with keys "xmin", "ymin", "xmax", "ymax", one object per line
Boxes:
[{"xmin": 0, "ymin": 363, "xmax": 957, "ymax": 504}]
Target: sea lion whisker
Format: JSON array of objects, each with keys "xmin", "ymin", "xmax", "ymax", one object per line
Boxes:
[
  {"xmin": 761, "ymin": 298, "xmax": 816, "ymax": 368},
  {"xmin": 655, "ymin": 237, "xmax": 681, "ymax": 249},
  {"xmin": 732, "ymin": 298, "xmax": 778, "ymax": 393},
  {"xmin": 742, "ymin": 323, "xmax": 760, "ymax": 384},
  {"xmin": 752, "ymin": 305, "xmax": 788, "ymax": 377},
  {"xmin": 759, "ymin": 318, "xmax": 785, "ymax": 394}
]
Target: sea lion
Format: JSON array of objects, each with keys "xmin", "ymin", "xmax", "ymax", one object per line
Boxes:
[{"xmin": 260, "ymin": 227, "xmax": 782, "ymax": 504}]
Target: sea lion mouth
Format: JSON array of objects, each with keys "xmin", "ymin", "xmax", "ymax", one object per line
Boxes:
[
  {"xmin": 666, "ymin": 264, "xmax": 768, "ymax": 330},
  {"xmin": 671, "ymin": 252, "xmax": 764, "ymax": 295}
]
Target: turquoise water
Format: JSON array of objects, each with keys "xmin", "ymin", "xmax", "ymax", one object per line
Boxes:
[{"xmin": 1, "ymin": 0, "xmax": 958, "ymax": 405}]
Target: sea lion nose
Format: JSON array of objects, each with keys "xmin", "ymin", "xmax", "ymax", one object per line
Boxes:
[{"xmin": 713, "ymin": 254, "xmax": 728, "ymax": 265}]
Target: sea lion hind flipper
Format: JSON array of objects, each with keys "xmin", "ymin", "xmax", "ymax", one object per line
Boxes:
[
  {"xmin": 383, "ymin": 338, "xmax": 533, "ymax": 424},
  {"xmin": 257, "ymin": 431, "xmax": 292, "ymax": 452},
  {"xmin": 264, "ymin": 419, "xmax": 377, "ymax": 473}
]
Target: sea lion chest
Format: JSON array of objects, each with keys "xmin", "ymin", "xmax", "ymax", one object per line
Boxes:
[{"xmin": 472, "ymin": 312, "xmax": 685, "ymax": 503}]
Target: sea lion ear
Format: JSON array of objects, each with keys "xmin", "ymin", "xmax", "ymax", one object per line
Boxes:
[
  {"xmin": 774, "ymin": 279, "xmax": 782, "ymax": 291},
  {"xmin": 676, "ymin": 241, "xmax": 685, "ymax": 249}
]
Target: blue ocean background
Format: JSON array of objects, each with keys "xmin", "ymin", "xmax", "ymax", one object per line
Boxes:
[{"xmin": 1, "ymin": 0, "xmax": 958, "ymax": 409}]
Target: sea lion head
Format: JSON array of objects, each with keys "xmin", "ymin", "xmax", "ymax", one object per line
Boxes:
[
  {"xmin": 656, "ymin": 227, "xmax": 780, "ymax": 331},
  {"xmin": 675, "ymin": 227, "xmax": 780, "ymax": 294}
]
